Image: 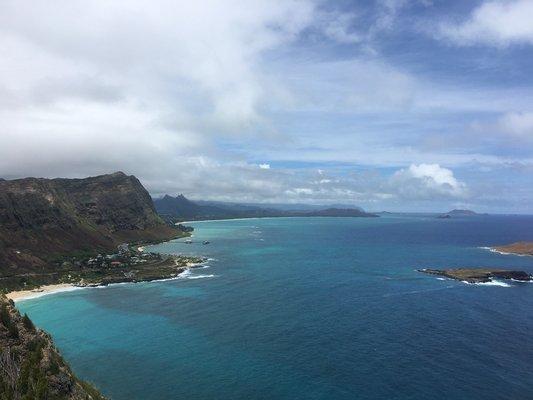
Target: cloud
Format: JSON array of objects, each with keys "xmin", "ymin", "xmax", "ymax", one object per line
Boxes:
[
  {"xmin": 391, "ymin": 164, "xmax": 468, "ymax": 199},
  {"xmin": 0, "ymin": 1, "xmax": 531, "ymax": 212},
  {"xmin": 438, "ymin": 0, "xmax": 533, "ymax": 47},
  {"xmin": 0, "ymin": 0, "xmax": 319, "ymax": 177},
  {"xmin": 317, "ymin": 11, "xmax": 361, "ymax": 44},
  {"xmin": 497, "ymin": 112, "xmax": 533, "ymax": 139}
]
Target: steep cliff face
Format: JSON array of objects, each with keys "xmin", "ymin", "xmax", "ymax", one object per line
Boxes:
[
  {"xmin": 0, "ymin": 172, "xmax": 179, "ymax": 275},
  {"xmin": 0, "ymin": 295, "xmax": 106, "ymax": 399}
]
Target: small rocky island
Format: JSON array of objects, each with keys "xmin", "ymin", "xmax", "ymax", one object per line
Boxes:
[
  {"xmin": 418, "ymin": 268, "xmax": 532, "ymax": 283},
  {"xmin": 437, "ymin": 209, "xmax": 484, "ymax": 219},
  {"xmin": 491, "ymin": 241, "xmax": 533, "ymax": 257}
]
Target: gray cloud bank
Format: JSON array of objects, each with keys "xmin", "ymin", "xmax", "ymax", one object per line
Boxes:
[{"xmin": 0, "ymin": 0, "xmax": 532, "ymax": 212}]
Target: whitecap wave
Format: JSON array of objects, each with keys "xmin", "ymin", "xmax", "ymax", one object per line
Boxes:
[
  {"xmin": 462, "ymin": 280, "xmax": 512, "ymax": 287},
  {"xmin": 175, "ymin": 268, "xmax": 216, "ymax": 280},
  {"xmin": 479, "ymin": 246, "xmax": 529, "ymax": 257},
  {"xmin": 186, "ymin": 274, "xmax": 216, "ymax": 280}
]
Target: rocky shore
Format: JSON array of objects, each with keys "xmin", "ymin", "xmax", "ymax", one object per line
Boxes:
[
  {"xmin": 0, "ymin": 294, "xmax": 107, "ymax": 399},
  {"xmin": 418, "ymin": 268, "xmax": 532, "ymax": 283},
  {"xmin": 491, "ymin": 241, "xmax": 533, "ymax": 256}
]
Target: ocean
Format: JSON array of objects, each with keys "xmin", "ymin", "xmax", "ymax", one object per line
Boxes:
[{"xmin": 17, "ymin": 215, "xmax": 533, "ymax": 399}]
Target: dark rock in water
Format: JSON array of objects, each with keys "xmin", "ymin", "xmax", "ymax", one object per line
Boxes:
[
  {"xmin": 437, "ymin": 214, "xmax": 451, "ymax": 219},
  {"xmin": 418, "ymin": 268, "xmax": 532, "ymax": 283}
]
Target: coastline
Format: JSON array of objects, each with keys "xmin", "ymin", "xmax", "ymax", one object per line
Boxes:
[
  {"xmin": 6, "ymin": 283, "xmax": 81, "ymax": 302},
  {"xmin": 178, "ymin": 216, "xmax": 298, "ymax": 224},
  {"xmin": 7, "ymin": 259, "xmax": 209, "ymax": 303},
  {"xmin": 480, "ymin": 246, "xmax": 533, "ymax": 257}
]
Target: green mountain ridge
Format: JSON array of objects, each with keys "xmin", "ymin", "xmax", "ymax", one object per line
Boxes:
[
  {"xmin": 154, "ymin": 194, "xmax": 378, "ymax": 221},
  {"xmin": 0, "ymin": 172, "xmax": 180, "ymax": 277}
]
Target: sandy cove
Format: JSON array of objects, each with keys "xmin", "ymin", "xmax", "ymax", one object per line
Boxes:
[{"xmin": 6, "ymin": 283, "xmax": 80, "ymax": 302}]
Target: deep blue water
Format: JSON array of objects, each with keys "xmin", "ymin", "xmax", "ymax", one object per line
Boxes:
[{"xmin": 18, "ymin": 215, "xmax": 533, "ymax": 400}]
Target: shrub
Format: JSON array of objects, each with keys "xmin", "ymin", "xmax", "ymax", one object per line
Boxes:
[{"xmin": 22, "ymin": 314, "xmax": 34, "ymax": 331}]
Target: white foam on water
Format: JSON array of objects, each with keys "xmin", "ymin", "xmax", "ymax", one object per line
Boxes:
[
  {"xmin": 176, "ymin": 268, "xmax": 217, "ymax": 280},
  {"xmin": 479, "ymin": 246, "xmax": 530, "ymax": 257},
  {"xmin": 186, "ymin": 274, "xmax": 216, "ymax": 279},
  {"xmin": 462, "ymin": 280, "xmax": 512, "ymax": 287},
  {"xmin": 178, "ymin": 269, "xmax": 192, "ymax": 278}
]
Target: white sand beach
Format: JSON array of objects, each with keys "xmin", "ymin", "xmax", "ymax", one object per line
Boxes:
[{"xmin": 6, "ymin": 283, "xmax": 80, "ymax": 302}]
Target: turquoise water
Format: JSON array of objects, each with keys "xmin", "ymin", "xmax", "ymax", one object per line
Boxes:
[{"xmin": 18, "ymin": 215, "xmax": 533, "ymax": 399}]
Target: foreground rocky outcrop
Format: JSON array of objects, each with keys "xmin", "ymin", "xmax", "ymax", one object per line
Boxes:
[
  {"xmin": 492, "ymin": 242, "xmax": 533, "ymax": 256},
  {"xmin": 0, "ymin": 172, "xmax": 182, "ymax": 277},
  {"xmin": 0, "ymin": 295, "xmax": 106, "ymax": 399},
  {"xmin": 418, "ymin": 268, "xmax": 532, "ymax": 283}
]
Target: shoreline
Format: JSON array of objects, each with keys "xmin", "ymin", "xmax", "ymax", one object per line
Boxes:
[
  {"xmin": 7, "ymin": 260, "xmax": 210, "ymax": 303},
  {"xmin": 6, "ymin": 283, "xmax": 81, "ymax": 302},
  {"xmin": 178, "ymin": 216, "xmax": 299, "ymax": 224},
  {"xmin": 480, "ymin": 246, "xmax": 533, "ymax": 257}
]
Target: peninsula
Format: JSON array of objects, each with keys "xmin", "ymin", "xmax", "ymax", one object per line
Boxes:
[
  {"xmin": 0, "ymin": 172, "xmax": 193, "ymax": 292},
  {"xmin": 490, "ymin": 241, "xmax": 533, "ymax": 256},
  {"xmin": 418, "ymin": 268, "xmax": 532, "ymax": 283}
]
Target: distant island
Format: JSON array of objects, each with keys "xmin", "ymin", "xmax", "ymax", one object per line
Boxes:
[
  {"xmin": 153, "ymin": 194, "xmax": 378, "ymax": 222},
  {"xmin": 489, "ymin": 242, "xmax": 533, "ymax": 257},
  {"xmin": 437, "ymin": 209, "xmax": 485, "ymax": 219},
  {"xmin": 418, "ymin": 268, "xmax": 532, "ymax": 283}
]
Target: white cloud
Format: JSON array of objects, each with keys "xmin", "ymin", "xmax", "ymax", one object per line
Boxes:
[
  {"xmin": 497, "ymin": 112, "xmax": 533, "ymax": 138},
  {"xmin": 391, "ymin": 163, "xmax": 468, "ymax": 199},
  {"xmin": 258, "ymin": 163, "xmax": 271, "ymax": 169},
  {"xmin": 0, "ymin": 0, "xmax": 319, "ymax": 178},
  {"xmin": 439, "ymin": 0, "xmax": 533, "ymax": 46},
  {"xmin": 318, "ymin": 11, "xmax": 361, "ymax": 44}
]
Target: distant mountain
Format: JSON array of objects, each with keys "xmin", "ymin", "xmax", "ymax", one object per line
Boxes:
[
  {"xmin": 154, "ymin": 195, "xmax": 278, "ymax": 220},
  {"xmin": 304, "ymin": 208, "xmax": 377, "ymax": 217},
  {"xmin": 195, "ymin": 200, "xmax": 363, "ymax": 212},
  {"xmin": 437, "ymin": 209, "xmax": 486, "ymax": 219},
  {"xmin": 447, "ymin": 209, "xmax": 478, "ymax": 216},
  {"xmin": 154, "ymin": 195, "xmax": 378, "ymax": 221},
  {"xmin": 155, "ymin": 194, "xmax": 205, "ymax": 219},
  {"xmin": 0, "ymin": 172, "xmax": 180, "ymax": 275}
]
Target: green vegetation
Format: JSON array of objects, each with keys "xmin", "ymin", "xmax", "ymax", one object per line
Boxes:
[{"xmin": 0, "ymin": 296, "xmax": 107, "ymax": 400}]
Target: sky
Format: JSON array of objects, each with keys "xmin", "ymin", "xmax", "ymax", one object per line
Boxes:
[{"xmin": 0, "ymin": 0, "xmax": 532, "ymax": 213}]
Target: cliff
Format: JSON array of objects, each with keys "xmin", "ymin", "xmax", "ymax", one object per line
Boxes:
[
  {"xmin": 0, "ymin": 172, "xmax": 180, "ymax": 276},
  {"xmin": 0, "ymin": 295, "xmax": 106, "ymax": 399}
]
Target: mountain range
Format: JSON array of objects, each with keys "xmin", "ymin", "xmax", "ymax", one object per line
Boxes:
[
  {"xmin": 0, "ymin": 172, "xmax": 180, "ymax": 276},
  {"xmin": 153, "ymin": 194, "xmax": 378, "ymax": 221}
]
